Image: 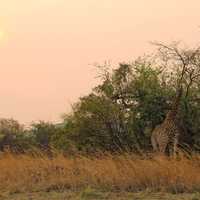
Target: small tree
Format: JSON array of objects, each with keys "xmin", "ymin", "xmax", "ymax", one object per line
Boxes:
[
  {"xmin": 31, "ymin": 121, "xmax": 56, "ymax": 150},
  {"xmin": 0, "ymin": 118, "xmax": 24, "ymax": 151}
]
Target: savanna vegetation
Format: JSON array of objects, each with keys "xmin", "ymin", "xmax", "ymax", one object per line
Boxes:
[
  {"xmin": 1, "ymin": 42, "xmax": 200, "ymax": 154},
  {"xmin": 1, "ymin": 152, "xmax": 200, "ymax": 199},
  {"xmin": 2, "ymin": 42, "xmax": 200, "ymax": 199}
]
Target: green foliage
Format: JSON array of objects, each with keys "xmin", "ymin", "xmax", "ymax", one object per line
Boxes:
[
  {"xmin": 50, "ymin": 125, "xmax": 73, "ymax": 152},
  {"xmin": 30, "ymin": 121, "xmax": 56, "ymax": 149},
  {"xmin": 63, "ymin": 60, "xmax": 172, "ymax": 152},
  {"xmin": 0, "ymin": 118, "xmax": 26, "ymax": 151}
]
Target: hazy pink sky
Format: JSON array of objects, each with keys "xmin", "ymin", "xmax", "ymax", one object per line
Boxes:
[{"xmin": 0, "ymin": 0, "xmax": 199, "ymax": 124}]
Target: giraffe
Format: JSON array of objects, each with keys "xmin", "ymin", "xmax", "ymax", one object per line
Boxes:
[{"xmin": 151, "ymin": 86, "xmax": 184, "ymax": 155}]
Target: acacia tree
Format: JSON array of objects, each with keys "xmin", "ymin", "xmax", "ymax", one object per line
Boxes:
[
  {"xmin": 153, "ymin": 42, "xmax": 200, "ymax": 91},
  {"xmin": 153, "ymin": 42, "xmax": 200, "ymax": 147}
]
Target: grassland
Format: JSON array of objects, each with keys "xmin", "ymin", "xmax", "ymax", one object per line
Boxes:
[{"xmin": 1, "ymin": 152, "xmax": 200, "ymax": 199}]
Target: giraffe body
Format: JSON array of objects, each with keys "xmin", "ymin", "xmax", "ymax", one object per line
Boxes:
[
  {"xmin": 151, "ymin": 116, "xmax": 180, "ymax": 154},
  {"xmin": 151, "ymin": 87, "xmax": 184, "ymax": 155}
]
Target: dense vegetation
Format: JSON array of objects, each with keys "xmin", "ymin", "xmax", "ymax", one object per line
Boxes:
[{"xmin": 1, "ymin": 43, "xmax": 200, "ymax": 154}]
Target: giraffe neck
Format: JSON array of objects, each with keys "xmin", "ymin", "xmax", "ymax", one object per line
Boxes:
[{"xmin": 165, "ymin": 87, "xmax": 183, "ymax": 121}]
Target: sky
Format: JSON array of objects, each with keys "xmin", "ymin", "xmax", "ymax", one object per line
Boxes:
[{"xmin": 0, "ymin": 0, "xmax": 199, "ymax": 124}]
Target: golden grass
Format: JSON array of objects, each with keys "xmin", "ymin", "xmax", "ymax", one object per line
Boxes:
[{"xmin": 0, "ymin": 152, "xmax": 200, "ymax": 194}]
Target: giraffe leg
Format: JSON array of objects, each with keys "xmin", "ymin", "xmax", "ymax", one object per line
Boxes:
[
  {"xmin": 173, "ymin": 137, "xmax": 178, "ymax": 158},
  {"xmin": 151, "ymin": 135, "xmax": 158, "ymax": 152},
  {"xmin": 159, "ymin": 141, "xmax": 168, "ymax": 155}
]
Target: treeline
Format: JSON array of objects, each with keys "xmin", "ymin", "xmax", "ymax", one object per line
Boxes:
[{"xmin": 1, "ymin": 43, "xmax": 200, "ymax": 154}]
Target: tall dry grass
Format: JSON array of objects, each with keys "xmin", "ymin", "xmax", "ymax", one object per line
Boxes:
[{"xmin": 0, "ymin": 151, "xmax": 200, "ymax": 193}]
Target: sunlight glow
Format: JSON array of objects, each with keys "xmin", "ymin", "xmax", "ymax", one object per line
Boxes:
[{"xmin": 0, "ymin": 30, "xmax": 5, "ymax": 41}]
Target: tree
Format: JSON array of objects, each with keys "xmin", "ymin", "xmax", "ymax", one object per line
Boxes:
[
  {"xmin": 0, "ymin": 118, "xmax": 24, "ymax": 151},
  {"xmin": 30, "ymin": 121, "xmax": 56, "ymax": 150},
  {"xmin": 63, "ymin": 60, "xmax": 171, "ymax": 152},
  {"xmin": 153, "ymin": 42, "xmax": 200, "ymax": 147}
]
